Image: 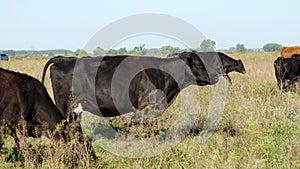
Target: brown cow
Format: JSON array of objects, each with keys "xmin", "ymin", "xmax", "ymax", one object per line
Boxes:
[
  {"xmin": 280, "ymin": 46, "xmax": 300, "ymax": 58},
  {"xmin": 0, "ymin": 68, "xmax": 90, "ymax": 161}
]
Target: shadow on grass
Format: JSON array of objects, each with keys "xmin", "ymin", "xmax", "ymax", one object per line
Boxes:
[{"xmin": 91, "ymin": 120, "xmax": 238, "ymax": 141}]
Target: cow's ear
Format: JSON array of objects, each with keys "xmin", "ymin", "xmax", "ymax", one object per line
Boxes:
[{"xmin": 235, "ymin": 60, "xmax": 241, "ymax": 66}]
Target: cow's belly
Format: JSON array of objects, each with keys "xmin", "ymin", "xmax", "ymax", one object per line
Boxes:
[{"xmin": 76, "ymin": 95, "xmax": 136, "ymax": 117}]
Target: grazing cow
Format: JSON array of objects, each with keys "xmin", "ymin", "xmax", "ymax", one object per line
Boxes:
[
  {"xmin": 42, "ymin": 52, "xmax": 246, "ymax": 122},
  {"xmin": 280, "ymin": 46, "xmax": 300, "ymax": 58},
  {"xmin": 274, "ymin": 57, "xmax": 300, "ymax": 91},
  {"xmin": 0, "ymin": 68, "xmax": 85, "ymax": 160}
]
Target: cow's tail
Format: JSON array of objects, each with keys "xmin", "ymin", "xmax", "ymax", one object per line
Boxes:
[{"xmin": 42, "ymin": 56, "xmax": 64, "ymax": 84}]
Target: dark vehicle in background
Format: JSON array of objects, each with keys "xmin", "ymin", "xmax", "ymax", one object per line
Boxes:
[{"xmin": 0, "ymin": 54, "xmax": 9, "ymax": 61}]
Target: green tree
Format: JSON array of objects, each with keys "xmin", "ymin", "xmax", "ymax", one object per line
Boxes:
[
  {"xmin": 93, "ymin": 47, "xmax": 106, "ymax": 56},
  {"xmin": 74, "ymin": 49, "xmax": 88, "ymax": 57},
  {"xmin": 118, "ymin": 48, "xmax": 127, "ymax": 55},
  {"xmin": 200, "ymin": 39, "xmax": 216, "ymax": 52},
  {"xmin": 48, "ymin": 51, "xmax": 54, "ymax": 56},
  {"xmin": 263, "ymin": 43, "xmax": 282, "ymax": 52},
  {"xmin": 228, "ymin": 47, "xmax": 236, "ymax": 54},
  {"xmin": 74, "ymin": 49, "xmax": 80, "ymax": 56},
  {"xmin": 132, "ymin": 44, "xmax": 146, "ymax": 55},
  {"xmin": 236, "ymin": 44, "xmax": 247, "ymax": 53},
  {"xmin": 128, "ymin": 50, "xmax": 135, "ymax": 55},
  {"xmin": 107, "ymin": 49, "xmax": 118, "ymax": 55},
  {"xmin": 159, "ymin": 45, "xmax": 180, "ymax": 55},
  {"xmin": 146, "ymin": 48, "xmax": 161, "ymax": 55}
]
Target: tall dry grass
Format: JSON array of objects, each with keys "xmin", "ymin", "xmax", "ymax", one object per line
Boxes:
[{"xmin": 0, "ymin": 52, "xmax": 299, "ymax": 168}]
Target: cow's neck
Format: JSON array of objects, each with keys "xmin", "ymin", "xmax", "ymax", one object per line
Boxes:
[
  {"xmin": 219, "ymin": 55, "xmax": 237, "ymax": 74},
  {"xmin": 224, "ymin": 64, "xmax": 236, "ymax": 74}
]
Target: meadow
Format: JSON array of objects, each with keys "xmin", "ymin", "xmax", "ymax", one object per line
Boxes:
[{"xmin": 0, "ymin": 52, "xmax": 299, "ymax": 169}]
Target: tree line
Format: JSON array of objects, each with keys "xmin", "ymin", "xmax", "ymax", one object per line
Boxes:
[
  {"xmin": 0, "ymin": 41, "xmax": 283, "ymax": 57},
  {"xmin": 90, "ymin": 41, "xmax": 282, "ymax": 56},
  {"xmin": 0, "ymin": 49, "xmax": 73, "ymax": 57},
  {"xmin": 199, "ymin": 40, "xmax": 282, "ymax": 53},
  {"xmin": 87, "ymin": 41, "xmax": 282, "ymax": 57}
]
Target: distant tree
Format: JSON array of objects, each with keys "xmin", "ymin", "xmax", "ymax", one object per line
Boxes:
[
  {"xmin": 146, "ymin": 48, "xmax": 161, "ymax": 55},
  {"xmin": 263, "ymin": 43, "xmax": 282, "ymax": 52},
  {"xmin": 200, "ymin": 39, "xmax": 216, "ymax": 52},
  {"xmin": 74, "ymin": 49, "xmax": 88, "ymax": 57},
  {"xmin": 79, "ymin": 50, "xmax": 88, "ymax": 56},
  {"xmin": 6, "ymin": 50, "xmax": 16, "ymax": 57},
  {"xmin": 132, "ymin": 44, "xmax": 146, "ymax": 55},
  {"xmin": 128, "ymin": 50, "xmax": 135, "ymax": 55},
  {"xmin": 29, "ymin": 51, "xmax": 35, "ymax": 57},
  {"xmin": 93, "ymin": 46, "xmax": 106, "ymax": 56},
  {"xmin": 74, "ymin": 49, "xmax": 80, "ymax": 56},
  {"xmin": 228, "ymin": 47, "xmax": 236, "ymax": 54},
  {"xmin": 118, "ymin": 48, "xmax": 127, "ymax": 55},
  {"xmin": 107, "ymin": 49, "xmax": 118, "ymax": 55},
  {"xmin": 160, "ymin": 46, "xmax": 172, "ymax": 54},
  {"xmin": 135, "ymin": 44, "xmax": 145, "ymax": 51},
  {"xmin": 159, "ymin": 45, "xmax": 180, "ymax": 55},
  {"xmin": 48, "ymin": 51, "xmax": 54, "ymax": 56},
  {"xmin": 236, "ymin": 44, "xmax": 247, "ymax": 53}
]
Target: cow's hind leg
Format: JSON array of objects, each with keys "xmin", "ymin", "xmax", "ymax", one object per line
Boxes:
[
  {"xmin": 0, "ymin": 126, "xmax": 5, "ymax": 151},
  {"xmin": 0, "ymin": 139, "xmax": 4, "ymax": 152}
]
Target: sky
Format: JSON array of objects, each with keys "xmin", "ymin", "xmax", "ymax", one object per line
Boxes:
[{"xmin": 1, "ymin": 0, "xmax": 300, "ymax": 51}]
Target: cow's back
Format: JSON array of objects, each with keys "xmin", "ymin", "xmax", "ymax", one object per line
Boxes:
[
  {"xmin": 0, "ymin": 68, "xmax": 64, "ymax": 132},
  {"xmin": 94, "ymin": 56, "xmax": 173, "ymax": 116},
  {"xmin": 0, "ymin": 69, "xmax": 35, "ymax": 125}
]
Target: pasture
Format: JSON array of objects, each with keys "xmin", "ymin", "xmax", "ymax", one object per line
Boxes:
[{"xmin": 0, "ymin": 52, "xmax": 299, "ymax": 168}]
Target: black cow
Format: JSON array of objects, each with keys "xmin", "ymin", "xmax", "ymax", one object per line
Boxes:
[
  {"xmin": 274, "ymin": 57, "xmax": 300, "ymax": 91},
  {"xmin": 42, "ymin": 52, "xmax": 246, "ymax": 122},
  {"xmin": 0, "ymin": 68, "xmax": 85, "ymax": 160},
  {"xmin": 291, "ymin": 54, "xmax": 300, "ymax": 59}
]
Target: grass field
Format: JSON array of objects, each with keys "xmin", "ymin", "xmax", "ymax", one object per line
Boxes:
[{"xmin": 0, "ymin": 52, "xmax": 299, "ymax": 169}]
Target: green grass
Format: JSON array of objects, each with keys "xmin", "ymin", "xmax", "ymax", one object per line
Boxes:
[{"xmin": 0, "ymin": 52, "xmax": 300, "ymax": 168}]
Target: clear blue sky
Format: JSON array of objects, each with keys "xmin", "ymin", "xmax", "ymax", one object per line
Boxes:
[{"xmin": 1, "ymin": 0, "xmax": 299, "ymax": 51}]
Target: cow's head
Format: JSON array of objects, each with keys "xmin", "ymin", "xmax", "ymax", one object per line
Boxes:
[
  {"xmin": 52, "ymin": 112, "xmax": 97, "ymax": 160},
  {"xmin": 233, "ymin": 59, "xmax": 246, "ymax": 74},
  {"xmin": 53, "ymin": 112, "xmax": 83, "ymax": 142}
]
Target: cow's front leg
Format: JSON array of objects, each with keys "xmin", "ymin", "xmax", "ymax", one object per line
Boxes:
[
  {"xmin": 7, "ymin": 124, "xmax": 25, "ymax": 163},
  {"xmin": 0, "ymin": 124, "xmax": 6, "ymax": 151},
  {"xmin": 222, "ymin": 74, "xmax": 232, "ymax": 85}
]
